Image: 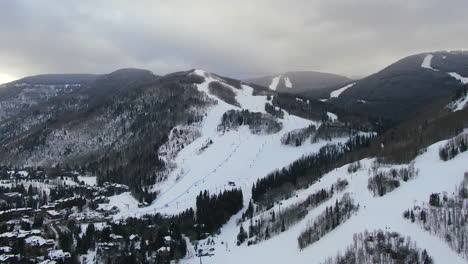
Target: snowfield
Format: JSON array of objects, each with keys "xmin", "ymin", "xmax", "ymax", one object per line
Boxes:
[
  {"xmin": 269, "ymin": 75, "xmax": 281, "ymax": 90},
  {"xmin": 421, "ymin": 54, "xmax": 436, "ymax": 70},
  {"xmin": 284, "ymin": 76, "xmax": 292, "ymax": 88},
  {"xmin": 97, "ymin": 192, "xmax": 139, "ymax": 212},
  {"xmin": 179, "ymin": 134, "xmax": 468, "ymax": 264},
  {"xmin": 448, "ymin": 72, "xmax": 468, "ymax": 84},
  {"xmin": 77, "ymin": 176, "xmax": 97, "ymax": 186},
  {"xmin": 330, "ymin": 83, "xmax": 355, "ymax": 98}
]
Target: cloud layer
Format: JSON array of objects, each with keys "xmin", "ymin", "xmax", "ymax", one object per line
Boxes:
[{"xmin": 1, "ymin": 0, "xmax": 467, "ymax": 79}]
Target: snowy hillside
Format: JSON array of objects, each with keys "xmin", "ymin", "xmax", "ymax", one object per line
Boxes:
[
  {"xmin": 329, "ymin": 51, "xmax": 468, "ymax": 120},
  {"xmin": 421, "ymin": 53, "xmax": 468, "ymax": 84},
  {"xmin": 330, "ymin": 83, "xmax": 355, "ymax": 98},
  {"xmin": 2, "ymin": 59, "xmax": 468, "ymax": 263},
  {"xmin": 117, "ymin": 70, "xmax": 345, "ymax": 218},
  {"xmin": 109, "ymin": 69, "xmax": 467, "ymax": 263},
  {"xmin": 175, "ymin": 131, "xmax": 468, "ymax": 264}
]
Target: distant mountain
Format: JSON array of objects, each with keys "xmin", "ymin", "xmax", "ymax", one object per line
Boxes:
[
  {"xmin": 244, "ymin": 71, "xmax": 352, "ymax": 97},
  {"xmin": 0, "ymin": 73, "xmax": 100, "ymax": 122},
  {"xmin": 0, "ymin": 69, "xmax": 158, "ymax": 123},
  {"xmin": 329, "ymin": 51, "xmax": 468, "ymax": 120},
  {"xmin": 10, "ymin": 73, "xmax": 99, "ymax": 85}
]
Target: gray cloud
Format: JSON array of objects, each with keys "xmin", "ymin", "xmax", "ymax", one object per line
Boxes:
[{"xmin": 0, "ymin": 0, "xmax": 467, "ymax": 80}]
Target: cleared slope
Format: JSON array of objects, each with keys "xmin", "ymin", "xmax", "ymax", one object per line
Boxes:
[{"xmin": 245, "ymin": 71, "xmax": 351, "ymax": 97}]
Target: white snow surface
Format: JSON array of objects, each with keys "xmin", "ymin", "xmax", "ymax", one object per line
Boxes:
[
  {"xmin": 25, "ymin": 236, "xmax": 48, "ymax": 246},
  {"xmin": 284, "ymin": 76, "xmax": 292, "ymax": 88},
  {"xmin": 98, "ymin": 192, "xmax": 139, "ymax": 212},
  {"xmin": 179, "ymin": 135, "xmax": 468, "ymax": 264},
  {"xmin": 421, "ymin": 54, "xmax": 468, "ymax": 84},
  {"xmin": 326, "ymin": 112, "xmax": 338, "ymax": 122},
  {"xmin": 269, "ymin": 75, "xmax": 281, "ymax": 90},
  {"xmin": 330, "ymin": 83, "xmax": 355, "ymax": 98},
  {"xmin": 77, "ymin": 176, "xmax": 97, "ymax": 186},
  {"xmin": 116, "ymin": 70, "xmax": 329, "ymax": 218},
  {"xmin": 421, "ymin": 54, "xmax": 437, "ymax": 70},
  {"xmin": 449, "ymin": 95, "xmax": 468, "ymax": 112},
  {"xmin": 448, "ymin": 72, "xmax": 468, "ymax": 84}
]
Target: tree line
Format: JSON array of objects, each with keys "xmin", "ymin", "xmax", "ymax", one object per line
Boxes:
[
  {"xmin": 219, "ymin": 109, "xmax": 282, "ymax": 135},
  {"xmin": 252, "ymin": 134, "xmax": 372, "ymax": 207},
  {"xmin": 321, "ymin": 230, "xmax": 433, "ymax": 264},
  {"xmin": 298, "ymin": 193, "xmax": 358, "ymax": 250},
  {"xmin": 237, "ymin": 178, "xmax": 348, "ymax": 246},
  {"xmin": 367, "ymin": 163, "xmax": 418, "ymax": 197},
  {"xmin": 404, "ymin": 173, "xmax": 468, "ymax": 258},
  {"xmin": 196, "ymin": 188, "xmax": 243, "ymax": 235},
  {"xmin": 439, "ymin": 132, "xmax": 468, "ymax": 161}
]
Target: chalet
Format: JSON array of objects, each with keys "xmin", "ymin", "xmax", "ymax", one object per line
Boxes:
[
  {"xmin": 0, "ymin": 208, "xmax": 32, "ymax": 222},
  {"xmin": 0, "ymin": 247, "xmax": 12, "ymax": 254},
  {"xmin": 48, "ymin": 249, "xmax": 71, "ymax": 261},
  {"xmin": 109, "ymin": 234, "xmax": 125, "ymax": 243},
  {"xmin": 0, "ymin": 192, "xmax": 22, "ymax": 201},
  {"xmin": 40, "ymin": 204, "xmax": 56, "ymax": 211},
  {"xmin": 24, "ymin": 236, "xmax": 55, "ymax": 256},
  {"xmin": 98, "ymin": 242, "xmax": 116, "ymax": 251},
  {"xmin": 0, "ymin": 254, "xmax": 17, "ymax": 262},
  {"xmin": 45, "ymin": 210, "xmax": 62, "ymax": 220}
]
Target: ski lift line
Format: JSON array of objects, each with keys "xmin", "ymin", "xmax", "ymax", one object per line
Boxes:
[
  {"xmin": 149, "ymin": 133, "xmax": 249, "ymax": 212},
  {"xmin": 151, "ymin": 168, "xmax": 192, "ymax": 204}
]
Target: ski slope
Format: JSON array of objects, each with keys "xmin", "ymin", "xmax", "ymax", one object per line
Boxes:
[
  {"xmin": 421, "ymin": 54, "xmax": 436, "ymax": 70},
  {"xmin": 284, "ymin": 76, "xmax": 292, "ymax": 88},
  {"xmin": 116, "ymin": 70, "xmax": 334, "ymax": 218},
  {"xmin": 448, "ymin": 72, "xmax": 468, "ymax": 84},
  {"xmin": 422, "ymin": 54, "xmax": 468, "ymax": 84},
  {"xmin": 330, "ymin": 83, "xmax": 355, "ymax": 98},
  {"xmin": 269, "ymin": 75, "xmax": 281, "ymax": 90},
  {"xmin": 451, "ymin": 96, "xmax": 468, "ymax": 111},
  {"xmin": 180, "ymin": 134, "xmax": 468, "ymax": 264}
]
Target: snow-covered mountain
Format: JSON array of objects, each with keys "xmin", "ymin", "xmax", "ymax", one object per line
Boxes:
[
  {"xmin": 0, "ymin": 73, "xmax": 98, "ymax": 122},
  {"xmin": 245, "ymin": 71, "xmax": 352, "ymax": 97},
  {"xmin": 328, "ymin": 50, "xmax": 468, "ymax": 120},
  {"xmin": 116, "ymin": 69, "xmax": 346, "ymax": 218},
  {"xmin": 111, "ymin": 68, "xmax": 466, "ymax": 264},
  {"xmin": 1, "ymin": 54, "xmax": 468, "ymax": 263}
]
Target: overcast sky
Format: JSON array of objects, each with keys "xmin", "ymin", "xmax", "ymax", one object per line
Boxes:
[{"xmin": 0, "ymin": 0, "xmax": 467, "ymax": 83}]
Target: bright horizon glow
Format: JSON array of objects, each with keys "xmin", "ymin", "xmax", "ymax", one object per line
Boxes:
[{"xmin": 0, "ymin": 73, "xmax": 17, "ymax": 85}]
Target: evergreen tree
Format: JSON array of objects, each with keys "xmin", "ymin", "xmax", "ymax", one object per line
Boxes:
[{"xmin": 237, "ymin": 224, "xmax": 247, "ymax": 245}]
